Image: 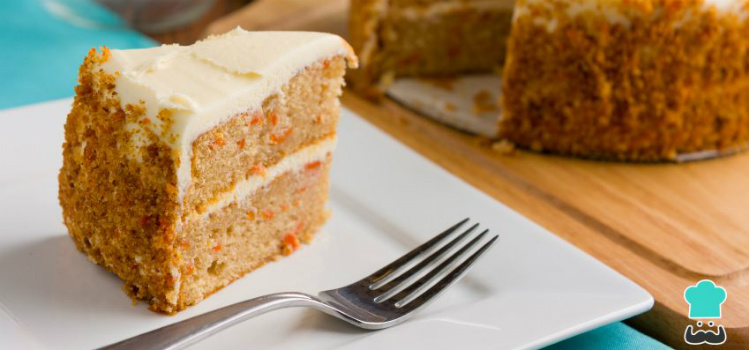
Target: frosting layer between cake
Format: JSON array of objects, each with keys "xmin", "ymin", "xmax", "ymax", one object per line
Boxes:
[{"xmin": 190, "ymin": 136, "xmax": 337, "ymax": 221}]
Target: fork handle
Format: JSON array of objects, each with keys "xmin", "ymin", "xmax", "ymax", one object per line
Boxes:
[{"xmin": 97, "ymin": 292, "xmax": 321, "ymax": 350}]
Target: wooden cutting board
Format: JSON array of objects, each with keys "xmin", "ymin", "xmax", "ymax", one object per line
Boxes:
[{"xmin": 205, "ymin": 2, "xmax": 749, "ymax": 348}]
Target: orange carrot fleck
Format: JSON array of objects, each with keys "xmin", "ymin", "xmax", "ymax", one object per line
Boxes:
[
  {"xmin": 292, "ymin": 199, "xmax": 300, "ymax": 207},
  {"xmin": 249, "ymin": 164, "xmax": 266, "ymax": 176},
  {"xmin": 268, "ymin": 112, "xmax": 279, "ymax": 126},
  {"xmin": 237, "ymin": 138, "xmax": 246, "ymax": 149},
  {"xmin": 158, "ymin": 215, "xmax": 169, "ymax": 230},
  {"xmin": 211, "ymin": 133, "xmax": 226, "ymax": 148},
  {"xmin": 140, "ymin": 118, "xmax": 151, "ymax": 125},
  {"xmin": 261, "ymin": 208, "xmax": 274, "ymax": 220},
  {"xmin": 295, "ymin": 187, "xmax": 308, "ymax": 194},
  {"xmin": 280, "ymin": 203, "xmax": 290, "ymax": 212},
  {"xmin": 247, "ymin": 209, "xmax": 256, "ymax": 221},
  {"xmin": 305, "ymin": 161, "xmax": 322, "ymax": 170},
  {"xmin": 249, "ymin": 114, "xmax": 263, "ymax": 126},
  {"xmin": 164, "ymin": 231, "xmax": 175, "ymax": 244},
  {"xmin": 270, "ymin": 127, "xmax": 293, "ymax": 144},
  {"xmin": 212, "ymin": 245, "xmax": 222, "ymax": 252},
  {"xmin": 282, "ymin": 233, "xmax": 300, "ymax": 256}
]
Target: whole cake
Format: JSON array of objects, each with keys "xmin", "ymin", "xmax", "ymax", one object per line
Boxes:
[
  {"xmin": 349, "ymin": 0, "xmax": 749, "ymax": 161},
  {"xmin": 348, "ymin": 0, "xmax": 515, "ymax": 95},
  {"xmin": 501, "ymin": 0, "xmax": 749, "ymax": 160},
  {"xmin": 58, "ymin": 28, "xmax": 357, "ymax": 313}
]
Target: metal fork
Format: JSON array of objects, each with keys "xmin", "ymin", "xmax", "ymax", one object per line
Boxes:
[{"xmin": 98, "ymin": 218, "xmax": 498, "ymax": 350}]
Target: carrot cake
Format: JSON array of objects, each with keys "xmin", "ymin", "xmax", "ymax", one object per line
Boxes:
[
  {"xmin": 58, "ymin": 28, "xmax": 357, "ymax": 313},
  {"xmin": 348, "ymin": 0, "xmax": 515, "ymax": 96},
  {"xmin": 500, "ymin": 0, "xmax": 749, "ymax": 160}
]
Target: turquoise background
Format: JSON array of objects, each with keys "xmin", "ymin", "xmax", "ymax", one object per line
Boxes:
[
  {"xmin": 0, "ymin": 1, "xmax": 154, "ymax": 109},
  {"xmin": 0, "ymin": 1, "xmax": 672, "ymax": 349}
]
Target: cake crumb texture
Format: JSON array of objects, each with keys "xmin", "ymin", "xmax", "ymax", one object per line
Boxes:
[{"xmin": 500, "ymin": 0, "xmax": 749, "ymax": 160}]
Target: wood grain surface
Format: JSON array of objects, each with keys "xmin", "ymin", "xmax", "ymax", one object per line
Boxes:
[
  {"xmin": 147, "ymin": 0, "xmax": 251, "ymax": 44},
  {"xmin": 203, "ymin": 1, "xmax": 749, "ymax": 348}
]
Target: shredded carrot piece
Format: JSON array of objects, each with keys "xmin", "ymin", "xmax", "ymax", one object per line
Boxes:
[
  {"xmin": 212, "ymin": 245, "xmax": 222, "ymax": 252},
  {"xmin": 158, "ymin": 215, "xmax": 169, "ymax": 230},
  {"xmin": 268, "ymin": 112, "xmax": 279, "ymax": 126},
  {"xmin": 237, "ymin": 138, "xmax": 246, "ymax": 149},
  {"xmin": 282, "ymin": 233, "xmax": 300, "ymax": 256},
  {"xmin": 262, "ymin": 208, "xmax": 274, "ymax": 220},
  {"xmin": 249, "ymin": 164, "xmax": 266, "ymax": 176},
  {"xmin": 249, "ymin": 114, "xmax": 263, "ymax": 126},
  {"xmin": 211, "ymin": 132, "xmax": 226, "ymax": 147},
  {"xmin": 305, "ymin": 161, "xmax": 322, "ymax": 170},
  {"xmin": 270, "ymin": 127, "xmax": 293, "ymax": 144}
]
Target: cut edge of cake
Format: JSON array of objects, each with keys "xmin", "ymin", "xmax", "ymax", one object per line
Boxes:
[{"xmin": 348, "ymin": 0, "xmax": 515, "ymax": 96}]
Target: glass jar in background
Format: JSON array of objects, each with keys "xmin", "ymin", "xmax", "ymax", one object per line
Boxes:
[{"xmin": 42, "ymin": 0, "xmax": 217, "ymax": 33}]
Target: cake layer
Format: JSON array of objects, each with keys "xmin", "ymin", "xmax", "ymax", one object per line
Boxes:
[
  {"xmin": 349, "ymin": 0, "xmax": 513, "ymax": 94},
  {"xmin": 184, "ymin": 56, "xmax": 346, "ymax": 216},
  {"xmin": 382, "ymin": 3, "xmax": 512, "ymax": 75},
  {"xmin": 190, "ymin": 137, "xmax": 336, "ymax": 222},
  {"xmin": 100, "ymin": 28, "xmax": 356, "ymax": 199},
  {"xmin": 501, "ymin": 0, "xmax": 749, "ymax": 160},
  {"xmin": 155, "ymin": 156, "xmax": 333, "ymax": 311}
]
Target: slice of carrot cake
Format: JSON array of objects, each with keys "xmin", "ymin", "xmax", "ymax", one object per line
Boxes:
[{"xmin": 58, "ymin": 28, "xmax": 357, "ymax": 313}]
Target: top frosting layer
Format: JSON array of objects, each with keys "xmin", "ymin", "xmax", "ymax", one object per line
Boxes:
[
  {"xmin": 514, "ymin": 0, "xmax": 749, "ymax": 31},
  {"xmin": 101, "ymin": 28, "xmax": 356, "ymax": 150}
]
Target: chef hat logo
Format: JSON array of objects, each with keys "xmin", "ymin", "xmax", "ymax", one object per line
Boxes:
[{"xmin": 684, "ymin": 280, "xmax": 727, "ymax": 319}]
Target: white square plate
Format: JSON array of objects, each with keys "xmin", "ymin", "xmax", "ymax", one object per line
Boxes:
[{"xmin": 0, "ymin": 99, "xmax": 652, "ymax": 350}]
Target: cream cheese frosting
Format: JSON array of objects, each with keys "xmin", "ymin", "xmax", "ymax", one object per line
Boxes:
[
  {"xmin": 100, "ymin": 28, "xmax": 356, "ymax": 200},
  {"xmin": 514, "ymin": 0, "xmax": 748, "ymax": 31},
  {"xmin": 395, "ymin": 0, "xmax": 515, "ymax": 20}
]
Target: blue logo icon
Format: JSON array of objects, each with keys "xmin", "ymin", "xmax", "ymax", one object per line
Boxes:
[{"xmin": 684, "ymin": 280, "xmax": 726, "ymax": 319}]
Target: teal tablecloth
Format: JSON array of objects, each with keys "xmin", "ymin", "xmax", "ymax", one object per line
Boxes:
[
  {"xmin": 0, "ymin": 0, "xmax": 154, "ymax": 109},
  {"xmin": 0, "ymin": 1, "xmax": 672, "ymax": 349}
]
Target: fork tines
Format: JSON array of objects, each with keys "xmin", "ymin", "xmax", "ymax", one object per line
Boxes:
[{"xmin": 367, "ymin": 218, "xmax": 498, "ymax": 309}]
